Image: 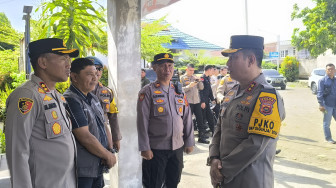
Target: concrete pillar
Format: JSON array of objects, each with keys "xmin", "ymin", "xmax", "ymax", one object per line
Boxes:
[{"xmin": 107, "ymin": 0, "xmax": 142, "ymax": 187}]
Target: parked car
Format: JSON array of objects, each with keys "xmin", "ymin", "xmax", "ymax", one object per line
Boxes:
[
  {"xmin": 144, "ymin": 68, "xmax": 180, "ymax": 83},
  {"xmin": 308, "ymin": 68, "xmax": 325, "ymax": 95},
  {"xmin": 262, "ymin": 69, "xmax": 287, "ymax": 90}
]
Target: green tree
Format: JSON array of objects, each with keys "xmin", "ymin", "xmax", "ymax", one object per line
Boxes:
[
  {"xmin": 37, "ymin": 0, "xmax": 106, "ymax": 57},
  {"xmin": 180, "ymin": 50, "xmax": 227, "ymax": 71},
  {"xmin": 279, "ymin": 56, "xmax": 299, "ymax": 82},
  {"xmin": 0, "ymin": 12, "xmax": 22, "ymax": 50},
  {"xmin": 291, "ymin": 1, "xmax": 336, "ymax": 57},
  {"xmin": 141, "ymin": 17, "xmax": 173, "ymax": 62}
]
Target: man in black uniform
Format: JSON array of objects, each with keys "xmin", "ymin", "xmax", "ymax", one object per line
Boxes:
[{"xmin": 200, "ymin": 65, "xmax": 216, "ymax": 135}]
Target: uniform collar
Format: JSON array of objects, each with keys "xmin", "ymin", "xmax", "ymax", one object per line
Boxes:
[{"xmin": 70, "ymin": 84, "xmax": 94, "ymax": 103}]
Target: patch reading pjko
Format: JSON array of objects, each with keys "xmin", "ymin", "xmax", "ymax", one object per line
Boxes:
[
  {"xmin": 248, "ymin": 92, "xmax": 281, "ymax": 138},
  {"xmin": 158, "ymin": 107, "xmax": 164, "ymax": 113},
  {"xmin": 44, "ymin": 95, "xmax": 53, "ymax": 101},
  {"xmin": 18, "ymin": 98, "xmax": 34, "ymax": 114},
  {"xmin": 154, "ymin": 90, "xmax": 162, "ymax": 94},
  {"xmin": 139, "ymin": 93, "xmax": 145, "ymax": 101},
  {"xmin": 52, "ymin": 122, "xmax": 61, "ymax": 135},
  {"xmin": 156, "ymin": 99, "xmax": 164, "ymax": 103},
  {"xmin": 52, "ymin": 111, "xmax": 58, "ymax": 119}
]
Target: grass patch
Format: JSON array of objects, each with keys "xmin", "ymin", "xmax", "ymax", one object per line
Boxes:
[{"xmin": 287, "ymin": 81, "xmax": 308, "ymax": 88}]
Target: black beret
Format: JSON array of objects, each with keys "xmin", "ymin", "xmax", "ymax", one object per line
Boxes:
[
  {"xmin": 152, "ymin": 53, "xmax": 174, "ymax": 65},
  {"xmin": 28, "ymin": 38, "xmax": 79, "ymax": 59},
  {"xmin": 221, "ymin": 35, "xmax": 264, "ymax": 57}
]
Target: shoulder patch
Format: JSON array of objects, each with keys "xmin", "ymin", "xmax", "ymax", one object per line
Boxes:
[
  {"xmin": 248, "ymin": 91, "xmax": 281, "ymax": 138},
  {"xmin": 139, "ymin": 93, "xmax": 145, "ymax": 101},
  {"xmin": 18, "ymin": 98, "xmax": 34, "ymax": 114}
]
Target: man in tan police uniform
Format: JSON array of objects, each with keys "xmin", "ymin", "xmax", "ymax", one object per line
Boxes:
[
  {"xmin": 86, "ymin": 56, "xmax": 122, "ymax": 151},
  {"xmin": 216, "ymin": 74, "xmax": 239, "ymax": 104},
  {"xmin": 5, "ymin": 38, "xmax": 78, "ymax": 188},
  {"xmin": 137, "ymin": 53, "xmax": 195, "ymax": 188},
  {"xmin": 209, "ymin": 35, "xmax": 285, "ymax": 188}
]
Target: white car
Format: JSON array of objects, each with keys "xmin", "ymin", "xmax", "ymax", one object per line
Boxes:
[{"xmin": 308, "ymin": 68, "xmax": 325, "ymax": 95}]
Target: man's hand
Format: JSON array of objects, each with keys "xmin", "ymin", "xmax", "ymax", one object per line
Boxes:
[
  {"xmin": 319, "ymin": 106, "xmax": 326, "ymax": 113},
  {"xmin": 201, "ymin": 102, "xmax": 206, "ymax": 109},
  {"xmin": 210, "ymin": 159, "xmax": 223, "ymax": 187},
  {"xmin": 184, "ymin": 146, "xmax": 194, "ymax": 154},
  {"xmin": 189, "ymin": 81, "xmax": 198, "ymax": 88},
  {"xmin": 104, "ymin": 151, "xmax": 117, "ymax": 169},
  {"xmin": 211, "ymin": 100, "xmax": 216, "ymax": 105},
  {"xmin": 113, "ymin": 140, "xmax": 120, "ymax": 152},
  {"xmin": 141, "ymin": 150, "xmax": 153, "ymax": 160}
]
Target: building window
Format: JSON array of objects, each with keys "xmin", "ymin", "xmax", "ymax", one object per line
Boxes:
[
  {"xmin": 293, "ymin": 48, "xmax": 296, "ymax": 55},
  {"xmin": 285, "ymin": 50, "xmax": 288, "ymax": 56},
  {"xmin": 281, "ymin": 51, "xmax": 285, "ymax": 57},
  {"xmin": 194, "ymin": 53, "xmax": 198, "ymax": 57}
]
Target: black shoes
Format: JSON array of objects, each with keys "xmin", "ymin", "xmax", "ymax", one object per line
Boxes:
[
  {"xmin": 275, "ymin": 149, "xmax": 281, "ymax": 155},
  {"xmin": 198, "ymin": 138, "xmax": 210, "ymax": 144}
]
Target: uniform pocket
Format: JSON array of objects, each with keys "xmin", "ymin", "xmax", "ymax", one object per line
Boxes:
[
  {"xmin": 44, "ymin": 108, "xmax": 66, "ymax": 139},
  {"xmin": 153, "ymin": 98, "xmax": 168, "ymax": 116}
]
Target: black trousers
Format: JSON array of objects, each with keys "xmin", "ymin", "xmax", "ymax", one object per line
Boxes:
[
  {"xmin": 142, "ymin": 147, "xmax": 184, "ymax": 188},
  {"xmin": 202, "ymin": 101, "xmax": 215, "ymax": 132},
  {"xmin": 190, "ymin": 103, "xmax": 208, "ymax": 136}
]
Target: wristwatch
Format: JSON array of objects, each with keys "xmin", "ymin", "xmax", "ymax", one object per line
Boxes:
[{"xmin": 206, "ymin": 156, "xmax": 220, "ymax": 166}]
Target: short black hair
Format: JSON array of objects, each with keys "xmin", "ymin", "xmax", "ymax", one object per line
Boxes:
[
  {"xmin": 241, "ymin": 49, "xmax": 263, "ymax": 68},
  {"xmin": 204, "ymin": 65, "xmax": 214, "ymax": 71},
  {"xmin": 70, "ymin": 58, "xmax": 94, "ymax": 74},
  {"xmin": 141, "ymin": 68, "xmax": 146, "ymax": 72},
  {"xmin": 221, "ymin": 66, "xmax": 228, "ymax": 70},
  {"xmin": 187, "ymin": 64, "xmax": 195, "ymax": 68},
  {"xmin": 326, "ymin": 63, "xmax": 335, "ymax": 68}
]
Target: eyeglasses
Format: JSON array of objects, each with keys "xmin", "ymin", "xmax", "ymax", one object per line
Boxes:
[{"xmin": 96, "ymin": 66, "xmax": 103, "ymax": 71}]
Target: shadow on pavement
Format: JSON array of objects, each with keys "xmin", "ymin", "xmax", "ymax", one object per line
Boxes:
[
  {"xmin": 274, "ymin": 157, "xmax": 336, "ymax": 188},
  {"xmin": 280, "ymin": 135, "xmax": 317, "ymax": 143}
]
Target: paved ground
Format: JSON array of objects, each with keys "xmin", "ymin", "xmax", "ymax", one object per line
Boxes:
[
  {"xmin": 1, "ymin": 84, "xmax": 336, "ymax": 188},
  {"xmin": 179, "ymin": 85, "xmax": 336, "ymax": 188}
]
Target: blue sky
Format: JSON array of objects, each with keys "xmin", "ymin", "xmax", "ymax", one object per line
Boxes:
[{"xmin": 1, "ymin": 0, "xmax": 314, "ymax": 48}]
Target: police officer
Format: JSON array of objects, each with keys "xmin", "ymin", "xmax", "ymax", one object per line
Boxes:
[
  {"xmin": 216, "ymin": 74, "xmax": 239, "ymax": 104},
  {"xmin": 5, "ymin": 38, "xmax": 78, "ymax": 188},
  {"xmin": 86, "ymin": 56, "xmax": 122, "ymax": 151},
  {"xmin": 137, "ymin": 53, "xmax": 195, "ymax": 188},
  {"xmin": 180, "ymin": 63, "xmax": 209, "ymax": 144},
  {"xmin": 209, "ymin": 35, "xmax": 285, "ymax": 188}
]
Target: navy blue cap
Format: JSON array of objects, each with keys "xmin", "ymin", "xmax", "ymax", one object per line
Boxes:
[
  {"xmin": 28, "ymin": 38, "xmax": 79, "ymax": 59},
  {"xmin": 86, "ymin": 56, "xmax": 103, "ymax": 66},
  {"xmin": 221, "ymin": 35, "xmax": 264, "ymax": 57},
  {"xmin": 152, "ymin": 53, "xmax": 174, "ymax": 65}
]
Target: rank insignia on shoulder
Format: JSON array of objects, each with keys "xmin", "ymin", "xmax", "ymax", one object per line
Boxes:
[
  {"xmin": 61, "ymin": 96, "xmax": 66, "ymax": 102},
  {"xmin": 155, "ymin": 83, "xmax": 160, "ymax": 88},
  {"xmin": 39, "ymin": 82, "xmax": 50, "ymax": 92},
  {"xmin": 38, "ymin": 88, "xmax": 45, "ymax": 94},
  {"xmin": 139, "ymin": 93, "xmax": 145, "ymax": 101},
  {"xmin": 18, "ymin": 98, "xmax": 34, "ymax": 114},
  {"xmin": 44, "ymin": 95, "xmax": 53, "ymax": 101},
  {"xmin": 246, "ymin": 81, "xmax": 257, "ymax": 93},
  {"xmin": 52, "ymin": 122, "xmax": 61, "ymax": 135},
  {"xmin": 154, "ymin": 90, "xmax": 162, "ymax": 94}
]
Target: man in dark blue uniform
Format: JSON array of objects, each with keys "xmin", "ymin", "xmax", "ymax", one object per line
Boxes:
[{"xmin": 200, "ymin": 65, "xmax": 216, "ymax": 135}]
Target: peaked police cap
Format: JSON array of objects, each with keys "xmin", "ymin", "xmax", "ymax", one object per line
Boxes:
[
  {"xmin": 221, "ymin": 35, "xmax": 264, "ymax": 57},
  {"xmin": 152, "ymin": 53, "xmax": 174, "ymax": 65}
]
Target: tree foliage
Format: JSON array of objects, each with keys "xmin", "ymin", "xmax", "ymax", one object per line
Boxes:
[
  {"xmin": 141, "ymin": 17, "xmax": 173, "ymax": 62},
  {"xmin": 279, "ymin": 56, "xmax": 299, "ymax": 82},
  {"xmin": 291, "ymin": 1, "xmax": 336, "ymax": 57},
  {"xmin": 0, "ymin": 12, "xmax": 22, "ymax": 50},
  {"xmin": 37, "ymin": 0, "xmax": 107, "ymax": 57},
  {"xmin": 180, "ymin": 50, "xmax": 227, "ymax": 71}
]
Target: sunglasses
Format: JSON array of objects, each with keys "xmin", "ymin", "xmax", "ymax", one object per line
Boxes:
[{"xmin": 96, "ymin": 66, "xmax": 103, "ymax": 71}]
